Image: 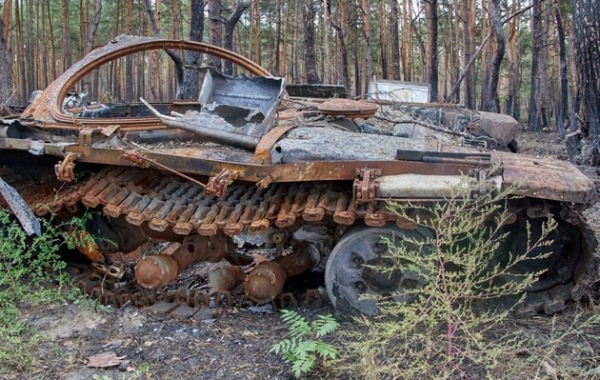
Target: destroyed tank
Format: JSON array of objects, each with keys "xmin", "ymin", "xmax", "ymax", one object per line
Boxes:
[{"xmin": 0, "ymin": 35, "xmax": 597, "ymax": 317}]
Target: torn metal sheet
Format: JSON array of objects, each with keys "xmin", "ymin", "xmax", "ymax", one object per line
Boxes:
[
  {"xmin": 0, "ymin": 176, "xmax": 41, "ymax": 236},
  {"xmin": 143, "ymin": 70, "xmax": 285, "ymax": 149}
]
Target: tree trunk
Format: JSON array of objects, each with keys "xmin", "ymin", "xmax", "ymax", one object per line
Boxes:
[
  {"xmin": 83, "ymin": 0, "xmax": 103, "ymax": 96},
  {"xmin": 41, "ymin": 0, "xmax": 49, "ymax": 89},
  {"xmin": 125, "ymin": 0, "xmax": 134, "ymax": 101},
  {"xmin": 251, "ymin": 0, "xmax": 261, "ymax": 64},
  {"xmin": 326, "ymin": 0, "xmax": 350, "ymax": 93},
  {"xmin": 572, "ymin": 0, "xmax": 600, "ymax": 163},
  {"xmin": 480, "ymin": 0, "xmax": 505, "ymax": 112},
  {"xmin": 424, "ymin": 0, "xmax": 438, "ymax": 102},
  {"xmin": 390, "ymin": 0, "xmax": 400, "ymax": 80},
  {"xmin": 179, "ymin": 0, "xmax": 205, "ymax": 100},
  {"xmin": 223, "ymin": 1, "xmax": 251, "ymax": 75},
  {"xmin": 506, "ymin": 0, "xmax": 520, "ymax": 120},
  {"xmin": 0, "ymin": 1, "xmax": 13, "ymax": 106},
  {"xmin": 303, "ymin": 0, "xmax": 320, "ymax": 84},
  {"xmin": 272, "ymin": 0, "xmax": 281, "ymax": 76},
  {"xmin": 528, "ymin": 0, "xmax": 543, "ymax": 131},
  {"xmin": 555, "ymin": 2, "xmax": 569, "ymax": 136},
  {"xmin": 290, "ymin": 1, "xmax": 299, "ymax": 83},
  {"xmin": 207, "ymin": 0, "xmax": 222, "ymax": 69},
  {"xmin": 361, "ymin": 0, "xmax": 373, "ymax": 95},
  {"xmin": 461, "ymin": 0, "xmax": 476, "ymax": 109},
  {"xmin": 15, "ymin": 0, "xmax": 25, "ymax": 102},
  {"xmin": 377, "ymin": 1, "xmax": 388, "ymax": 80},
  {"xmin": 401, "ymin": 0, "xmax": 413, "ymax": 81}
]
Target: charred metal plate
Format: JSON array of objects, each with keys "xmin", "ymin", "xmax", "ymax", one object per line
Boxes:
[{"xmin": 496, "ymin": 151, "xmax": 597, "ymax": 205}]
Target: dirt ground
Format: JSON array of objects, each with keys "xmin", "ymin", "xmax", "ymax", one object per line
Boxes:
[{"xmin": 4, "ymin": 130, "xmax": 600, "ymax": 380}]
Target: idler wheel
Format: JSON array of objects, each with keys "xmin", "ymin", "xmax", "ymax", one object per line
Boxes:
[
  {"xmin": 245, "ymin": 261, "xmax": 287, "ymax": 304},
  {"xmin": 135, "ymin": 254, "xmax": 179, "ymax": 289}
]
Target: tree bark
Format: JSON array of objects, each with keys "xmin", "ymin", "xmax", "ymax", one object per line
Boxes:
[
  {"xmin": 125, "ymin": 0, "xmax": 134, "ymax": 101},
  {"xmin": 179, "ymin": 0, "xmax": 205, "ymax": 100},
  {"xmin": 506, "ymin": 0, "xmax": 520, "ymax": 120},
  {"xmin": 303, "ymin": 0, "xmax": 320, "ymax": 84},
  {"xmin": 401, "ymin": 0, "xmax": 413, "ymax": 81},
  {"xmin": 555, "ymin": 2, "xmax": 569, "ymax": 136},
  {"xmin": 377, "ymin": 1, "xmax": 388, "ymax": 80},
  {"xmin": 424, "ymin": 0, "xmax": 439, "ymax": 102},
  {"xmin": 251, "ymin": 0, "xmax": 261, "ymax": 64},
  {"xmin": 82, "ymin": 0, "xmax": 102, "ymax": 97},
  {"xmin": 480, "ymin": 0, "xmax": 505, "ymax": 112},
  {"xmin": 390, "ymin": 0, "xmax": 400, "ymax": 80},
  {"xmin": 15, "ymin": 1, "xmax": 25, "ymax": 102},
  {"xmin": 271, "ymin": 0, "xmax": 281, "ymax": 76},
  {"xmin": 572, "ymin": 0, "xmax": 600, "ymax": 163},
  {"xmin": 361, "ymin": 0, "xmax": 374, "ymax": 95},
  {"xmin": 461, "ymin": 0, "xmax": 476, "ymax": 109},
  {"xmin": 528, "ymin": 0, "xmax": 543, "ymax": 131},
  {"xmin": 207, "ymin": 0, "xmax": 223, "ymax": 69},
  {"xmin": 0, "ymin": 1, "xmax": 13, "ymax": 106}
]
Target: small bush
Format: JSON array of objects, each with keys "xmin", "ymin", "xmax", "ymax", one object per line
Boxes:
[
  {"xmin": 340, "ymin": 171, "xmax": 567, "ymax": 379},
  {"xmin": 271, "ymin": 309, "xmax": 339, "ymax": 378},
  {"xmin": 0, "ymin": 209, "xmax": 91, "ymax": 373}
]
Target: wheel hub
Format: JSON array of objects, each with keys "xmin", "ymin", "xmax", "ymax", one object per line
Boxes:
[{"xmin": 325, "ymin": 224, "xmax": 431, "ymax": 316}]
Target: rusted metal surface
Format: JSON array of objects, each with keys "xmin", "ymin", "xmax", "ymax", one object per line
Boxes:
[
  {"xmin": 245, "ymin": 261, "xmax": 287, "ymax": 304},
  {"xmin": 353, "ymin": 168, "xmax": 382, "ymax": 203},
  {"xmin": 135, "ymin": 234, "xmax": 228, "ymax": 289},
  {"xmin": 205, "ymin": 169, "xmax": 237, "ymax": 197},
  {"xmin": 63, "ymin": 144, "xmax": 500, "ymax": 183},
  {"xmin": 208, "ymin": 266, "xmax": 245, "ymax": 293},
  {"xmin": 495, "ymin": 151, "xmax": 598, "ymax": 205},
  {"xmin": 135, "ymin": 254, "xmax": 179, "ymax": 289},
  {"xmin": 121, "ymin": 150, "xmax": 206, "ymax": 188},
  {"xmin": 317, "ymin": 99, "xmax": 379, "ymax": 119},
  {"xmin": 22, "ymin": 35, "xmax": 271, "ymax": 131},
  {"xmin": 244, "ymin": 242, "xmax": 319, "ymax": 304},
  {"xmin": 54, "ymin": 152, "xmax": 82, "ymax": 182},
  {"xmin": 253, "ymin": 124, "xmax": 297, "ymax": 164},
  {"xmin": 67, "ymin": 197, "xmax": 597, "ymax": 318}
]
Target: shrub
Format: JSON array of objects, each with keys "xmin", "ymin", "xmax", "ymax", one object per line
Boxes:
[
  {"xmin": 0, "ymin": 209, "xmax": 91, "ymax": 373},
  {"xmin": 340, "ymin": 171, "xmax": 563, "ymax": 379}
]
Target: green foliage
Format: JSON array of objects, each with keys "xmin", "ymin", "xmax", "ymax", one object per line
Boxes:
[
  {"xmin": 0, "ymin": 209, "xmax": 91, "ymax": 374},
  {"xmin": 271, "ymin": 309, "xmax": 339, "ymax": 378},
  {"xmin": 340, "ymin": 171, "xmax": 565, "ymax": 379}
]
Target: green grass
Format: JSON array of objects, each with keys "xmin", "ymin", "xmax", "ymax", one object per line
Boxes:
[{"xmin": 0, "ymin": 209, "xmax": 92, "ymax": 375}]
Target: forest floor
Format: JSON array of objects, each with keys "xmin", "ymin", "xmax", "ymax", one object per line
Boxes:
[{"xmin": 3, "ymin": 130, "xmax": 600, "ymax": 380}]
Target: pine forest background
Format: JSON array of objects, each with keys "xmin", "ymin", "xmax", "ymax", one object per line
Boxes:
[{"xmin": 0, "ymin": 0, "xmax": 595, "ymax": 136}]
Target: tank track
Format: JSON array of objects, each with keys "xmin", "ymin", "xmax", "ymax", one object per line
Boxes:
[{"xmin": 4, "ymin": 166, "xmax": 598, "ymax": 317}]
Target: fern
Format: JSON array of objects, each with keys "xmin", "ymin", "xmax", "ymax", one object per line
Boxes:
[{"xmin": 271, "ymin": 310, "xmax": 339, "ymax": 378}]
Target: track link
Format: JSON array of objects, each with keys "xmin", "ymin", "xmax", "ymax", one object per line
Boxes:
[{"xmin": 4, "ymin": 166, "xmax": 598, "ymax": 316}]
